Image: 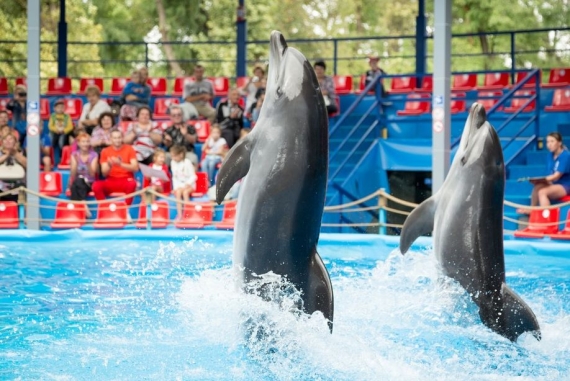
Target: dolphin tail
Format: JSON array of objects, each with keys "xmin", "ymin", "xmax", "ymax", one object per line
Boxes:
[
  {"xmin": 306, "ymin": 247, "xmax": 334, "ymax": 332},
  {"xmin": 399, "ymin": 196, "xmax": 437, "ymax": 254},
  {"xmin": 215, "ymin": 134, "xmax": 254, "ymax": 204},
  {"xmin": 499, "ymin": 283, "xmax": 541, "ymax": 341}
]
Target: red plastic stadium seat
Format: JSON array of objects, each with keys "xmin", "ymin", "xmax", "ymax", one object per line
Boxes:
[
  {"xmin": 172, "ymin": 77, "xmax": 194, "ymax": 96},
  {"xmin": 147, "ymin": 77, "xmax": 168, "ymax": 96},
  {"xmin": 550, "ymin": 209, "xmax": 570, "ymax": 240},
  {"xmin": 153, "ymin": 97, "xmax": 180, "ymax": 120},
  {"xmin": 0, "ymin": 77, "xmax": 8, "ymax": 96},
  {"xmin": 333, "ymin": 76, "xmax": 353, "ymax": 94},
  {"xmin": 39, "ymin": 172, "xmax": 63, "ymax": 196},
  {"xmin": 175, "ymin": 202, "xmax": 214, "ymax": 229},
  {"xmin": 46, "ymin": 77, "xmax": 72, "ymax": 96},
  {"xmin": 15, "ymin": 77, "xmax": 27, "ymax": 87},
  {"xmin": 93, "ymin": 201, "xmax": 129, "ymax": 229},
  {"xmin": 514, "ymin": 208, "xmax": 560, "ymax": 238},
  {"xmin": 477, "ymin": 91, "xmax": 503, "ymax": 111},
  {"xmin": 154, "ymin": 121, "xmax": 171, "ymax": 131},
  {"xmin": 209, "ymin": 77, "xmax": 230, "ymax": 96},
  {"xmin": 450, "ymin": 92, "xmax": 467, "ymax": 113},
  {"xmin": 479, "ymin": 72, "xmax": 509, "ymax": 90},
  {"xmin": 358, "ymin": 74, "xmax": 370, "ymax": 93},
  {"xmin": 0, "ymin": 98, "xmax": 9, "ymax": 113},
  {"xmin": 57, "ymin": 145, "xmax": 72, "ymax": 170},
  {"xmin": 396, "ymin": 93, "xmax": 430, "ymax": 116},
  {"xmin": 50, "ymin": 202, "xmax": 87, "ymax": 229},
  {"xmin": 452, "ymin": 73, "xmax": 477, "ymax": 91},
  {"xmin": 135, "ymin": 201, "xmax": 170, "ymax": 229},
  {"xmin": 110, "ymin": 77, "xmax": 129, "ymax": 96},
  {"xmin": 216, "ymin": 200, "xmax": 237, "ymax": 230},
  {"xmin": 414, "ymin": 76, "xmax": 433, "ymax": 93},
  {"xmin": 0, "ymin": 201, "xmax": 18, "ymax": 228},
  {"xmin": 40, "ymin": 98, "xmax": 50, "ymax": 119},
  {"xmin": 192, "ymin": 172, "xmax": 209, "ymax": 197},
  {"xmin": 543, "ymin": 68, "xmax": 570, "ymax": 88},
  {"xmin": 79, "ymin": 78, "xmax": 104, "ymax": 94},
  {"xmin": 64, "ymin": 98, "xmax": 83, "ymax": 120},
  {"xmin": 390, "ymin": 76, "xmax": 416, "ymax": 94},
  {"xmin": 236, "ymin": 76, "xmax": 249, "ymax": 89},
  {"xmin": 119, "ymin": 121, "xmax": 132, "ymax": 134},
  {"xmin": 191, "ymin": 120, "xmax": 211, "ymax": 143},
  {"xmin": 504, "ymin": 90, "xmax": 535, "ymax": 113},
  {"xmin": 512, "ymin": 71, "xmax": 541, "ymax": 88},
  {"xmin": 545, "ymin": 89, "xmax": 570, "ymax": 112}
]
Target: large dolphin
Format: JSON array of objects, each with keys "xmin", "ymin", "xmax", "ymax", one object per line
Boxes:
[
  {"xmin": 215, "ymin": 31, "xmax": 334, "ymax": 331},
  {"xmin": 399, "ymin": 103, "xmax": 540, "ymax": 342}
]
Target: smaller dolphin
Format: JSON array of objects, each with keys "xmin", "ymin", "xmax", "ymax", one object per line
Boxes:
[
  {"xmin": 399, "ymin": 103, "xmax": 540, "ymax": 342},
  {"xmin": 215, "ymin": 31, "xmax": 334, "ymax": 331}
]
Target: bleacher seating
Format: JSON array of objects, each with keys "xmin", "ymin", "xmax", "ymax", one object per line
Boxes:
[
  {"xmin": 50, "ymin": 202, "xmax": 87, "ymax": 229},
  {"xmin": 543, "ymin": 68, "xmax": 570, "ymax": 88},
  {"xmin": 512, "ymin": 71, "xmax": 541, "ymax": 88},
  {"xmin": 396, "ymin": 93, "xmax": 430, "ymax": 116},
  {"xmin": 479, "ymin": 72, "xmax": 510, "ymax": 90},
  {"xmin": 514, "ymin": 208, "xmax": 560, "ymax": 238},
  {"xmin": 15, "ymin": 77, "xmax": 27, "ymax": 87},
  {"xmin": 192, "ymin": 172, "xmax": 209, "ymax": 197},
  {"xmin": 153, "ymin": 97, "xmax": 180, "ymax": 120},
  {"xmin": 504, "ymin": 90, "xmax": 535, "ymax": 113},
  {"xmin": 147, "ymin": 77, "xmax": 167, "ymax": 96},
  {"xmin": 40, "ymin": 98, "xmax": 51, "ymax": 119},
  {"xmin": 414, "ymin": 76, "xmax": 433, "ymax": 93},
  {"xmin": 0, "ymin": 201, "xmax": 19, "ymax": 229},
  {"xmin": 57, "ymin": 146, "xmax": 72, "ymax": 170},
  {"xmin": 477, "ymin": 91, "xmax": 503, "ymax": 111},
  {"xmin": 389, "ymin": 76, "xmax": 416, "ymax": 93},
  {"xmin": 191, "ymin": 120, "xmax": 211, "ymax": 143},
  {"xmin": 545, "ymin": 89, "xmax": 570, "ymax": 112},
  {"xmin": 236, "ymin": 76, "xmax": 249, "ymax": 89},
  {"xmin": 93, "ymin": 201, "xmax": 129, "ymax": 229},
  {"xmin": 110, "ymin": 77, "xmax": 129, "ymax": 96},
  {"xmin": 175, "ymin": 202, "xmax": 213, "ymax": 229},
  {"xmin": 215, "ymin": 200, "xmax": 237, "ymax": 230},
  {"xmin": 135, "ymin": 201, "xmax": 170, "ymax": 229},
  {"xmin": 452, "ymin": 73, "xmax": 477, "ymax": 91},
  {"xmin": 173, "ymin": 77, "xmax": 193, "ymax": 96},
  {"xmin": 0, "ymin": 98, "xmax": 9, "ymax": 113},
  {"xmin": 549, "ymin": 210, "xmax": 570, "ymax": 240},
  {"xmin": 39, "ymin": 172, "xmax": 63, "ymax": 196},
  {"xmin": 450, "ymin": 92, "xmax": 467, "ymax": 114},
  {"xmin": 209, "ymin": 77, "xmax": 230, "ymax": 96},
  {"xmin": 79, "ymin": 78, "xmax": 104, "ymax": 94},
  {"xmin": 0, "ymin": 78, "xmax": 8, "ymax": 96},
  {"xmin": 64, "ymin": 98, "xmax": 83, "ymax": 120},
  {"xmin": 46, "ymin": 77, "xmax": 72, "ymax": 96},
  {"xmin": 333, "ymin": 76, "xmax": 353, "ymax": 94}
]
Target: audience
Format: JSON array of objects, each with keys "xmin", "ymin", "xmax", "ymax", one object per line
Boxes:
[
  {"xmin": 215, "ymin": 88, "xmax": 244, "ymax": 148},
  {"xmin": 182, "ymin": 65, "xmax": 216, "ymax": 122},
  {"xmin": 162, "ymin": 105, "xmax": 198, "ymax": 167},
  {"xmin": 170, "ymin": 144, "xmax": 197, "ymax": 220},
  {"xmin": 48, "ymin": 99, "xmax": 74, "ymax": 157},
  {"xmin": 364, "ymin": 56, "xmax": 388, "ymax": 98},
  {"xmin": 6, "ymin": 85, "xmax": 27, "ymax": 145},
  {"xmin": 90, "ymin": 112, "xmax": 115, "ymax": 155},
  {"xmin": 92, "ymin": 129, "xmax": 138, "ymax": 207},
  {"xmin": 239, "ymin": 66, "xmax": 266, "ymax": 112},
  {"xmin": 78, "ymin": 85, "xmax": 111, "ymax": 134},
  {"xmin": 68, "ymin": 132, "xmax": 98, "ymax": 217},
  {"xmin": 146, "ymin": 148, "xmax": 171, "ymax": 203},
  {"xmin": 248, "ymin": 89, "xmax": 265, "ymax": 125},
  {"xmin": 120, "ymin": 70, "xmax": 150, "ymax": 121},
  {"xmin": 201, "ymin": 125, "xmax": 228, "ymax": 186},
  {"xmin": 313, "ymin": 60, "xmax": 338, "ymax": 114},
  {"xmin": 124, "ymin": 106, "xmax": 163, "ymax": 165},
  {"xmin": 0, "ymin": 110, "xmax": 19, "ymax": 145},
  {"xmin": 0, "ymin": 133, "xmax": 27, "ymax": 202},
  {"xmin": 22, "ymin": 134, "xmax": 52, "ymax": 172}
]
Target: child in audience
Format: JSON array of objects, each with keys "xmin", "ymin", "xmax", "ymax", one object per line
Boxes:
[
  {"xmin": 170, "ymin": 144, "xmax": 196, "ymax": 220},
  {"xmin": 147, "ymin": 148, "xmax": 171, "ymax": 203},
  {"xmin": 201, "ymin": 125, "xmax": 228, "ymax": 186},
  {"xmin": 68, "ymin": 132, "xmax": 98, "ymax": 217},
  {"xmin": 48, "ymin": 99, "xmax": 74, "ymax": 157}
]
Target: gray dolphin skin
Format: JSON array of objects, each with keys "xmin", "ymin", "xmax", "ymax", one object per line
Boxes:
[
  {"xmin": 215, "ymin": 31, "xmax": 334, "ymax": 331},
  {"xmin": 399, "ymin": 103, "xmax": 541, "ymax": 342}
]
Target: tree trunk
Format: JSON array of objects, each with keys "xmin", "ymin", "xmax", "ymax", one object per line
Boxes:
[
  {"xmin": 479, "ymin": 33, "xmax": 492, "ymax": 70},
  {"xmin": 155, "ymin": 0, "xmax": 183, "ymax": 76}
]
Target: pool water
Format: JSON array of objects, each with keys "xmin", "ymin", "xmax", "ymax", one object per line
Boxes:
[{"xmin": 1, "ymin": 231, "xmax": 569, "ymax": 380}]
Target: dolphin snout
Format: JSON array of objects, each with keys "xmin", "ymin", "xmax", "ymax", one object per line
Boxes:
[
  {"xmin": 270, "ymin": 30, "xmax": 287, "ymax": 56},
  {"xmin": 469, "ymin": 103, "xmax": 487, "ymax": 129}
]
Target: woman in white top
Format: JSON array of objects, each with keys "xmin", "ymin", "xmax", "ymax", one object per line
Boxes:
[
  {"xmin": 124, "ymin": 106, "xmax": 163, "ymax": 165},
  {"xmin": 169, "ymin": 144, "xmax": 197, "ymax": 219},
  {"xmin": 239, "ymin": 66, "xmax": 266, "ymax": 112},
  {"xmin": 78, "ymin": 85, "xmax": 111, "ymax": 134}
]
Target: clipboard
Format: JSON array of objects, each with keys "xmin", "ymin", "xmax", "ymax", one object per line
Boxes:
[
  {"xmin": 517, "ymin": 176, "xmax": 548, "ymax": 184},
  {"xmin": 139, "ymin": 163, "xmax": 169, "ymax": 181}
]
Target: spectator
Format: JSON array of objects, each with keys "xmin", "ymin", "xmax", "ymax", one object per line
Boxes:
[
  {"xmin": 201, "ymin": 125, "xmax": 228, "ymax": 186},
  {"xmin": 0, "ymin": 110, "xmax": 19, "ymax": 145},
  {"xmin": 92, "ymin": 129, "xmax": 139, "ymax": 207},
  {"xmin": 162, "ymin": 105, "xmax": 198, "ymax": 167},
  {"xmin": 364, "ymin": 56, "xmax": 387, "ymax": 98},
  {"xmin": 249, "ymin": 89, "xmax": 265, "ymax": 125},
  {"xmin": 146, "ymin": 148, "xmax": 171, "ymax": 204},
  {"xmin": 48, "ymin": 99, "xmax": 74, "ymax": 158},
  {"xmin": 0, "ymin": 133, "xmax": 26, "ymax": 202},
  {"xmin": 313, "ymin": 60, "xmax": 338, "ymax": 115},
  {"xmin": 90, "ymin": 112, "xmax": 115, "ymax": 155},
  {"xmin": 23, "ymin": 134, "xmax": 52, "ymax": 172},
  {"xmin": 170, "ymin": 144, "xmax": 196, "ymax": 220},
  {"xmin": 120, "ymin": 70, "xmax": 150, "ymax": 122},
  {"xmin": 239, "ymin": 66, "xmax": 266, "ymax": 112},
  {"xmin": 6, "ymin": 84, "xmax": 27, "ymax": 145},
  {"xmin": 518, "ymin": 132, "xmax": 570, "ymax": 214},
  {"xmin": 182, "ymin": 65, "xmax": 216, "ymax": 122},
  {"xmin": 215, "ymin": 88, "xmax": 244, "ymax": 148},
  {"xmin": 68, "ymin": 132, "xmax": 98, "ymax": 217},
  {"xmin": 124, "ymin": 106, "xmax": 162, "ymax": 165},
  {"xmin": 78, "ymin": 85, "xmax": 111, "ymax": 134}
]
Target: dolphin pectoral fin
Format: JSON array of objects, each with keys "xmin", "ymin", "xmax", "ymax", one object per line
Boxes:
[
  {"xmin": 215, "ymin": 135, "xmax": 254, "ymax": 204},
  {"xmin": 399, "ymin": 196, "xmax": 437, "ymax": 254},
  {"xmin": 307, "ymin": 247, "xmax": 334, "ymax": 332},
  {"xmin": 500, "ymin": 283, "xmax": 541, "ymax": 342}
]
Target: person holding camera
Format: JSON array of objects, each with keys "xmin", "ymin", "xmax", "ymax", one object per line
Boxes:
[
  {"xmin": 0, "ymin": 133, "xmax": 27, "ymax": 202},
  {"xmin": 215, "ymin": 88, "xmax": 244, "ymax": 148},
  {"xmin": 6, "ymin": 85, "xmax": 28, "ymax": 145}
]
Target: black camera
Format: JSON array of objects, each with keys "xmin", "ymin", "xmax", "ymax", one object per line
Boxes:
[{"xmin": 17, "ymin": 92, "xmax": 26, "ymax": 97}]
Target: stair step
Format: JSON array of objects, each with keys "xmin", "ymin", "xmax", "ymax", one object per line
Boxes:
[
  {"xmin": 505, "ymin": 179, "xmax": 533, "ymax": 195},
  {"xmin": 525, "ymin": 150, "xmax": 549, "ymax": 165},
  {"xmin": 507, "ymin": 164, "xmax": 546, "ymax": 180}
]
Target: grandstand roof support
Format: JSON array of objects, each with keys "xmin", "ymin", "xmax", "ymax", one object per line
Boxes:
[
  {"xmin": 57, "ymin": 0, "xmax": 67, "ymax": 77},
  {"xmin": 432, "ymin": 0, "xmax": 451, "ymax": 192},
  {"xmin": 415, "ymin": 0, "xmax": 426, "ymax": 76},
  {"xmin": 236, "ymin": 0, "xmax": 247, "ymax": 78},
  {"xmin": 27, "ymin": 0, "xmax": 41, "ymax": 230}
]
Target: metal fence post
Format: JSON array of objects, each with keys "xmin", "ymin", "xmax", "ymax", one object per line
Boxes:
[
  {"xmin": 378, "ymin": 188, "xmax": 387, "ymax": 235},
  {"xmin": 510, "ymin": 32, "xmax": 516, "ymax": 83},
  {"xmin": 333, "ymin": 39, "xmax": 338, "ymax": 75},
  {"xmin": 145, "ymin": 43, "xmax": 149, "ymax": 68}
]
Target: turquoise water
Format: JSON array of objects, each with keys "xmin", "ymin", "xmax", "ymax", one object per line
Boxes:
[{"xmin": 0, "ymin": 231, "xmax": 569, "ymax": 380}]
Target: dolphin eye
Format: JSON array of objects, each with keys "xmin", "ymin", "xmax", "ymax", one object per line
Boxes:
[{"xmin": 276, "ymin": 86, "xmax": 283, "ymax": 98}]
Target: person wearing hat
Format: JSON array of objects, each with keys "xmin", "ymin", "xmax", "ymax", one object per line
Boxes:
[
  {"xmin": 6, "ymin": 84, "xmax": 27, "ymax": 145},
  {"xmin": 364, "ymin": 56, "xmax": 388, "ymax": 98},
  {"xmin": 48, "ymin": 98, "xmax": 74, "ymax": 159}
]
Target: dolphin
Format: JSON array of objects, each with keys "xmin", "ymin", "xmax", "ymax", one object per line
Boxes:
[
  {"xmin": 399, "ymin": 103, "xmax": 540, "ymax": 342},
  {"xmin": 215, "ymin": 31, "xmax": 334, "ymax": 331}
]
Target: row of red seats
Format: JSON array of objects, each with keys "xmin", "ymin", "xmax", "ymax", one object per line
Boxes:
[
  {"xmin": 514, "ymin": 199, "xmax": 570, "ymax": 240},
  {"xmin": 0, "ymin": 200, "xmax": 237, "ymax": 230},
  {"xmin": 396, "ymin": 88, "xmax": 570, "ymax": 116}
]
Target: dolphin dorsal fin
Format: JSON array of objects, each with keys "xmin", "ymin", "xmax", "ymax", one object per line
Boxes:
[
  {"xmin": 399, "ymin": 196, "xmax": 438, "ymax": 254},
  {"xmin": 215, "ymin": 133, "xmax": 255, "ymax": 204}
]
